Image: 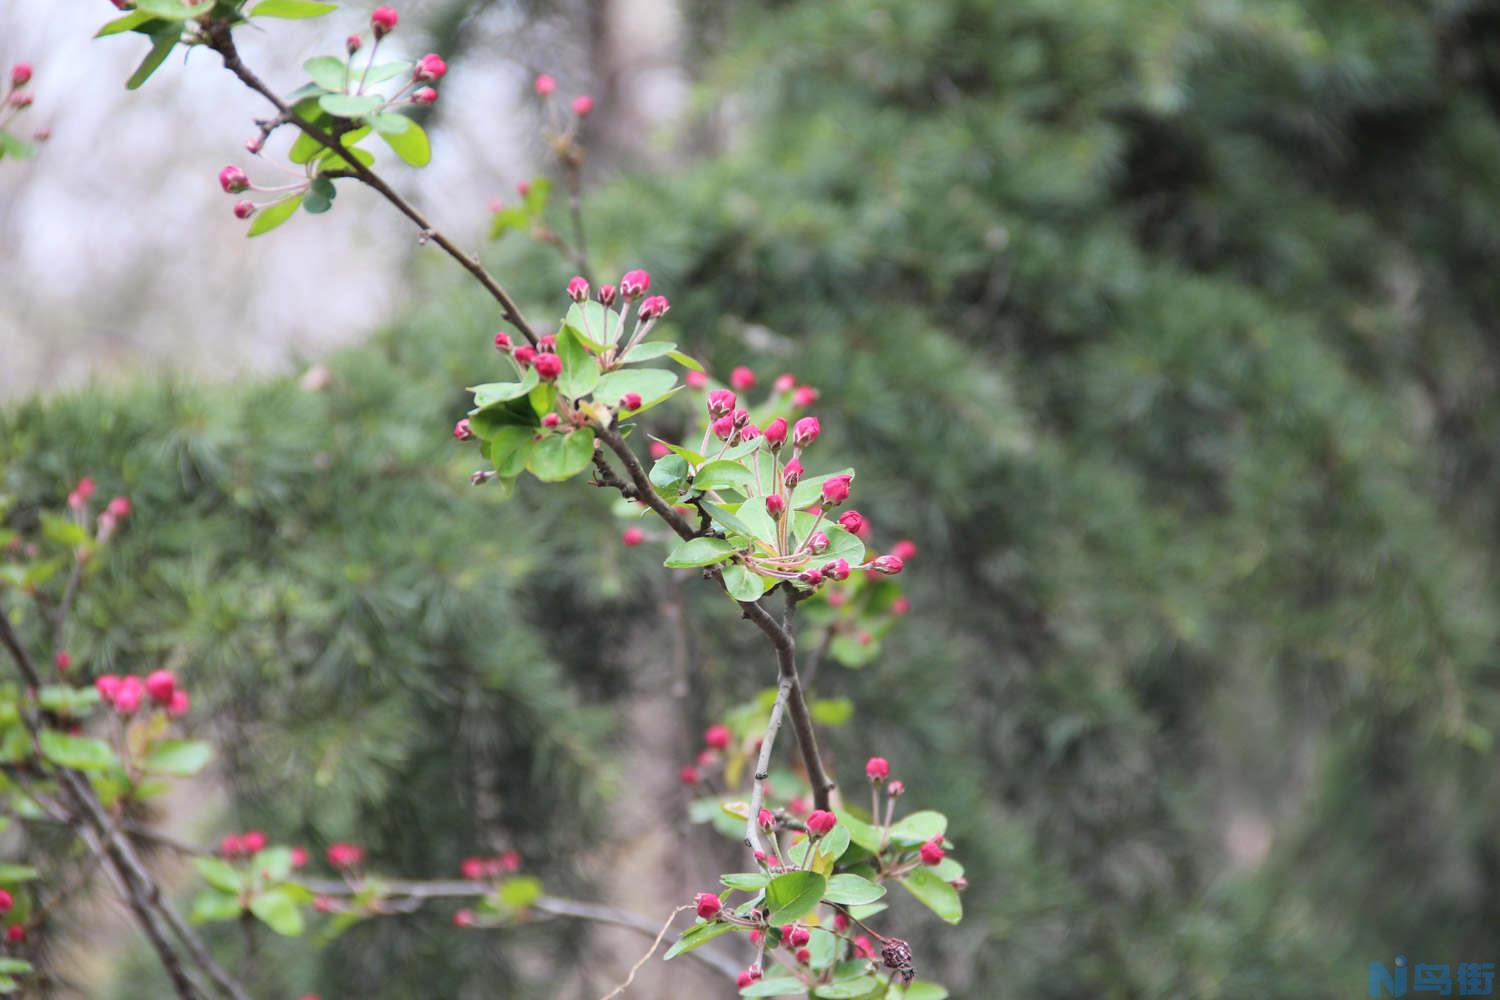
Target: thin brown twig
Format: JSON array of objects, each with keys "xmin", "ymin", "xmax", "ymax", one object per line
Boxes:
[{"xmin": 596, "ymin": 903, "xmax": 691, "ymax": 1000}]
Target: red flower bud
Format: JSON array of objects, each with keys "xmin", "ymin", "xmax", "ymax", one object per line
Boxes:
[
  {"xmin": 53, "ymin": 651, "xmax": 71, "ymax": 672},
  {"xmin": 891, "ymin": 596, "xmax": 911, "ymax": 616},
  {"xmin": 233, "ymin": 201, "xmax": 256, "ymax": 220},
  {"xmin": 796, "ymin": 948, "xmax": 811, "ymax": 964},
  {"xmin": 245, "ymin": 136, "xmax": 264, "ymax": 154},
  {"xmin": 414, "ymin": 53, "xmax": 447, "ymax": 82},
  {"xmin": 730, "ymin": 366, "xmax": 756, "ymax": 392},
  {"xmin": 919, "ymin": 837, "xmax": 945, "ymax": 866},
  {"xmin": 765, "ymin": 494, "xmax": 786, "ymax": 518},
  {"xmin": 886, "ymin": 780, "xmax": 904, "ymax": 797},
  {"xmin": 619, "ymin": 269, "xmax": 650, "ymax": 298},
  {"xmin": 807, "ymin": 530, "xmax": 828, "ymax": 555},
  {"xmin": 537, "ymin": 333, "xmax": 557, "ymax": 352},
  {"xmin": 327, "ymin": 842, "xmax": 364, "ymax": 869},
  {"xmin": 499, "ymin": 850, "xmax": 521, "ymax": 872},
  {"xmin": 0, "ymin": 891, "xmax": 12, "ymax": 915},
  {"xmin": 649, "ymin": 441, "xmax": 670, "ymax": 459},
  {"xmin": 454, "ymin": 909, "xmax": 476, "ymax": 927},
  {"xmin": 732, "ymin": 409, "xmax": 750, "ymax": 428},
  {"xmin": 837, "ymin": 510, "xmax": 865, "ymax": 534},
  {"xmin": 113, "ymin": 676, "xmax": 145, "ymax": 715},
  {"xmin": 567, "ymin": 275, "xmax": 589, "ymax": 301},
  {"xmin": 891, "ymin": 539, "xmax": 918, "ymax": 561},
  {"xmin": 805, "ymin": 810, "xmax": 838, "ymax": 836},
  {"xmin": 678, "ymin": 765, "xmax": 699, "ymax": 785},
  {"xmin": 597, "ymin": 284, "xmax": 617, "ymax": 305},
  {"xmin": 712, "ymin": 415, "xmax": 735, "ymax": 440},
  {"xmin": 291, "ymin": 847, "xmax": 309, "ymax": 868},
  {"xmin": 241, "ymin": 830, "xmax": 267, "ymax": 854},
  {"xmin": 314, "ymin": 896, "xmax": 334, "ymax": 913},
  {"xmin": 572, "ymin": 95, "xmax": 594, "ymax": 117},
  {"xmin": 793, "ymin": 385, "xmax": 819, "ymax": 408},
  {"xmin": 534, "ymin": 73, "xmax": 555, "ymax": 96},
  {"xmin": 782, "ymin": 459, "xmax": 803, "ymax": 489},
  {"xmin": 453, "ymin": 418, "xmax": 473, "ymax": 441},
  {"xmin": 793, "ymin": 416, "xmax": 820, "ymax": 448},
  {"xmin": 537, "ymin": 353, "xmax": 566, "ymax": 382},
  {"xmin": 853, "ymin": 935, "xmax": 874, "ymax": 959},
  {"xmin": 10, "ymin": 64, "xmax": 32, "ymax": 88},
  {"xmin": 461, "ymin": 857, "xmax": 485, "ymax": 881},
  {"xmin": 638, "ymin": 294, "xmax": 670, "ymax": 320},
  {"xmin": 167, "ymin": 689, "xmax": 190, "ymax": 717},
  {"xmin": 493, "ymin": 331, "xmax": 512, "ymax": 351},
  {"xmin": 685, "ymin": 370, "xmax": 709, "ymax": 389},
  {"xmin": 704, "ymin": 724, "xmax": 731, "ymax": 750},
  {"xmin": 789, "ymin": 925, "xmax": 810, "ymax": 947},
  {"xmin": 872, "ymin": 554, "xmax": 904, "ymax": 575},
  {"xmin": 750, "ymin": 929, "xmax": 763, "ymax": 944},
  {"xmin": 833, "ymin": 912, "xmax": 850, "ymax": 932},
  {"xmin": 75, "ymin": 478, "xmax": 95, "ymax": 500},
  {"xmin": 764, "ymin": 418, "xmax": 788, "ymax": 449},
  {"xmin": 513, "ymin": 345, "xmax": 536, "ymax": 368},
  {"xmin": 219, "ymin": 165, "xmax": 249, "ymax": 194},
  {"xmin": 798, "ymin": 568, "xmax": 823, "ymax": 586},
  {"xmin": 95, "ymin": 674, "xmax": 121, "ymax": 701},
  {"xmin": 622, "ymin": 526, "xmax": 645, "ymax": 547},
  {"xmin": 6, "ymin": 925, "xmax": 25, "ymax": 944},
  {"xmin": 741, "ymin": 423, "xmax": 761, "ymax": 440},
  {"xmin": 694, "ymin": 893, "xmax": 722, "ymax": 920},
  {"xmin": 541, "ymin": 413, "xmax": 561, "ymax": 429},
  {"xmin": 758, "ymin": 808, "xmax": 775, "ymax": 829},
  {"xmin": 820, "ymin": 475, "xmax": 852, "ymax": 507},
  {"xmin": 145, "ymin": 669, "xmax": 176, "ymax": 705},
  {"xmin": 370, "ymin": 6, "xmax": 398, "ymax": 36},
  {"xmin": 619, "ymin": 392, "xmax": 642, "ymax": 411},
  {"xmin": 707, "ymin": 389, "xmax": 736, "ymax": 418},
  {"xmin": 346, "ymin": 34, "xmax": 362, "ymax": 55},
  {"xmin": 220, "ymin": 834, "xmax": 244, "ymax": 857},
  {"xmin": 824, "ymin": 558, "xmax": 851, "ymax": 582},
  {"xmin": 736, "ymin": 972, "xmax": 755, "ymax": 989},
  {"xmin": 865, "ymin": 756, "xmax": 890, "ymax": 780},
  {"xmin": 106, "ymin": 496, "xmax": 131, "ymax": 519},
  {"xmin": 412, "ymin": 87, "xmax": 438, "ymax": 105}
]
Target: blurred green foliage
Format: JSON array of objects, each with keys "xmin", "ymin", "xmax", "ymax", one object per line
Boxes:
[{"xmin": 8, "ymin": 0, "xmax": 1500, "ymax": 995}]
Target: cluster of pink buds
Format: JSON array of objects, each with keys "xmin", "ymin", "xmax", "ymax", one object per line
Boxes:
[
  {"xmin": 678, "ymin": 722, "xmax": 735, "ymax": 786},
  {"xmin": 6, "ymin": 62, "xmax": 34, "ymax": 111},
  {"xmin": 533, "ymin": 73, "xmax": 596, "ymax": 121},
  {"xmin": 326, "ymin": 842, "xmax": 365, "ymax": 869},
  {"xmin": 460, "ymin": 851, "xmax": 521, "ymax": 881},
  {"xmin": 217, "ymin": 830, "xmax": 276, "ymax": 858},
  {"xmin": 735, "ymin": 967, "xmax": 764, "ymax": 988},
  {"xmin": 919, "ymin": 836, "xmax": 945, "ymax": 866},
  {"xmin": 94, "ymin": 669, "xmax": 189, "ymax": 717}
]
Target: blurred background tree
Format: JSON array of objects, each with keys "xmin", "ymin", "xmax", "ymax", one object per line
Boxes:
[{"xmin": 6, "ymin": 0, "xmax": 1500, "ymax": 996}]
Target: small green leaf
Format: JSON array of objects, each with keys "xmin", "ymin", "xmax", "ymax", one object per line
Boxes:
[
  {"xmin": 471, "ymin": 369, "xmax": 540, "ymax": 409},
  {"xmin": 318, "ymin": 93, "xmax": 383, "ymax": 118},
  {"xmin": 378, "ymin": 119, "xmax": 431, "ymax": 167},
  {"xmin": 815, "ymin": 977, "xmax": 882, "ymax": 998},
  {"xmin": 247, "ymin": 195, "xmax": 305, "ymax": 237},
  {"xmin": 664, "ymin": 537, "xmax": 738, "ymax": 569},
  {"xmin": 822, "ymin": 874, "xmax": 885, "ymax": 906},
  {"xmin": 302, "ymin": 55, "xmax": 348, "ymax": 91},
  {"xmin": 527, "ymin": 429, "xmax": 595, "ymax": 482},
  {"xmin": 764, "ymin": 870, "xmax": 825, "ymax": 924},
  {"xmin": 40, "ymin": 513, "xmax": 87, "ymax": 548},
  {"xmin": 619, "ymin": 341, "xmax": 677, "ymax": 364},
  {"xmin": 740, "ymin": 978, "xmax": 807, "ymax": 997},
  {"xmin": 664, "ymin": 919, "xmax": 738, "ymax": 960},
  {"xmin": 0, "ymin": 960, "xmax": 30, "ymax": 975},
  {"xmin": 649, "ymin": 455, "xmax": 690, "ymax": 491},
  {"xmin": 134, "ymin": 0, "xmax": 207, "ymax": 19},
  {"xmin": 810, "ymin": 697, "xmax": 853, "ymax": 726},
  {"xmin": 721, "ymin": 563, "xmax": 767, "ymax": 601},
  {"xmin": 369, "ymin": 112, "xmax": 411, "ymax": 135},
  {"xmin": 301, "ymin": 177, "xmax": 337, "ymax": 214},
  {"xmin": 564, "ymin": 301, "xmax": 620, "ymax": 347},
  {"xmin": 126, "ymin": 29, "xmax": 179, "ymax": 90},
  {"xmin": 251, "ymin": 0, "xmax": 337, "ymax": 17},
  {"xmin": 0, "ymin": 866, "xmax": 38, "ymax": 884},
  {"xmin": 522, "ymin": 176, "xmax": 552, "ymax": 215},
  {"xmin": 488, "ymin": 427, "xmax": 536, "ymax": 478},
  {"xmin": 890, "ymin": 982, "xmax": 949, "ymax": 999},
  {"xmin": 669, "ymin": 351, "xmax": 705, "ymax": 372},
  {"xmin": 498, "ymin": 876, "xmax": 541, "ymax": 909},
  {"xmin": 96, "ymin": 11, "xmax": 156, "ymax": 36},
  {"xmin": 720, "ymin": 872, "xmax": 769, "ymax": 891},
  {"xmin": 143, "ymin": 739, "xmax": 213, "ymax": 776},
  {"xmin": 888, "ymin": 810, "xmax": 947, "ymax": 848},
  {"xmin": 251, "ymin": 847, "xmax": 296, "ymax": 882},
  {"xmin": 898, "ymin": 869, "xmax": 962, "ymax": 925},
  {"xmin": 694, "ymin": 460, "xmax": 754, "ymax": 493},
  {"xmin": 250, "ymin": 887, "xmax": 305, "ymax": 936},
  {"xmin": 190, "ymin": 889, "xmax": 244, "ymax": 924},
  {"xmin": 836, "ymin": 813, "xmax": 883, "ymax": 854},
  {"xmin": 193, "ymin": 858, "xmax": 244, "ymax": 895},
  {"xmin": 594, "ymin": 369, "xmax": 676, "ymax": 408},
  {"xmin": 699, "ymin": 500, "xmax": 757, "ymax": 539},
  {"xmin": 556, "ymin": 327, "xmax": 601, "ymax": 399},
  {"xmin": 38, "ymin": 731, "xmax": 116, "ymax": 771}
]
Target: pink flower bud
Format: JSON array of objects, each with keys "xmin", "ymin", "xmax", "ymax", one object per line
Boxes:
[
  {"xmin": 694, "ymin": 893, "xmax": 721, "ymax": 920},
  {"xmin": 891, "ymin": 597, "xmax": 911, "ymax": 617},
  {"xmin": 886, "ymin": 779, "xmax": 905, "ymax": 797},
  {"xmin": 853, "ymin": 935, "xmax": 874, "ymax": 959},
  {"xmin": 453, "ymin": 909, "xmax": 476, "ymax": 927},
  {"xmin": 763, "ymin": 418, "xmax": 788, "ymax": 449},
  {"xmin": 461, "ymin": 857, "xmax": 485, "ymax": 881},
  {"xmin": 805, "ymin": 810, "xmax": 837, "ymax": 836},
  {"xmin": 798, "ymin": 568, "xmax": 823, "ymax": 586},
  {"xmin": 891, "ymin": 539, "xmax": 917, "ymax": 561},
  {"xmin": 167, "ymin": 690, "xmax": 190, "ymax": 717},
  {"xmin": 754, "ymin": 849, "xmax": 767, "ymax": 864},
  {"xmin": 765, "ymin": 494, "xmax": 786, "ymax": 518},
  {"xmin": 6, "ymin": 92, "xmax": 30, "ymax": 109},
  {"xmin": 833, "ymin": 912, "xmax": 850, "ymax": 932},
  {"xmin": 534, "ymin": 73, "xmax": 555, "ymax": 96},
  {"xmin": 649, "ymin": 441, "xmax": 670, "ymax": 459},
  {"xmin": 732, "ymin": 409, "xmax": 750, "ymax": 428},
  {"xmin": 758, "ymin": 808, "xmax": 775, "ymax": 829},
  {"xmin": 730, "ymin": 366, "xmax": 756, "ymax": 392},
  {"xmin": 678, "ymin": 765, "xmax": 699, "ymax": 785},
  {"xmin": 866, "ymin": 756, "xmax": 890, "ymax": 780},
  {"xmin": 493, "ymin": 331, "xmax": 513, "ymax": 351},
  {"xmin": 414, "ymin": 53, "xmax": 447, "ymax": 81},
  {"xmin": 749, "ymin": 929, "xmax": 763, "ymax": 944},
  {"xmin": 313, "ymin": 895, "xmax": 334, "ymax": 913},
  {"xmin": 793, "ymin": 416, "xmax": 820, "ymax": 448},
  {"xmin": 806, "ymin": 530, "xmax": 829, "ymax": 555},
  {"xmin": 411, "ymin": 87, "xmax": 438, "ymax": 105},
  {"xmin": 686, "ymin": 370, "xmax": 709, "ymax": 389},
  {"xmin": 513, "ymin": 345, "xmax": 537, "ymax": 368},
  {"xmin": 499, "ymin": 850, "xmax": 521, "ymax": 872},
  {"xmin": 453, "ymin": 418, "xmax": 473, "ymax": 441},
  {"xmin": 567, "ymin": 275, "xmax": 589, "ymax": 301},
  {"xmin": 106, "ymin": 496, "xmax": 131, "ymax": 519},
  {"xmin": 290, "ymin": 847, "xmax": 309, "ymax": 868},
  {"xmin": 712, "ymin": 415, "xmax": 736, "ymax": 440},
  {"xmin": 10, "ymin": 64, "xmax": 32, "ymax": 88},
  {"xmin": 327, "ymin": 842, "xmax": 364, "ymax": 869},
  {"xmin": 541, "ymin": 413, "xmax": 561, "ymax": 429},
  {"xmin": 619, "ymin": 268, "xmax": 650, "ymax": 298},
  {"xmin": 837, "ymin": 510, "xmax": 865, "ymax": 535},
  {"xmin": 872, "ymin": 554, "xmax": 904, "ymax": 575},
  {"xmin": 0, "ymin": 891, "xmax": 11, "ymax": 916},
  {"xmin": 219, "ymin": 165, "xmax": 249, "ymax": 194},
  {"xmin": 820, "ymin": 475, "xmax": 852, "ymax": 507},
  {"xmin": 233, "ymin": 201, "xmax": 256, "ymax": 220},
  {"xmin": 220, "ymin": 833, "xmax": 244, "ymax": 857},
  {"xmin": 704, "ymin": 724, "xmax": 731, "ymax": 750},
  {"xmin": 113, "ymin": 676, "xmax": 145, "ymax": 715},
  {"xmin": 796, "ymin": 948, "xmax": 811, "ymax": 964},
  {"xmin": 597, "ymin": 284, "xmax": 617, "ymax": 305},
  {"xmin": 144, "ymin": 669, "xmax": 176, "ymax": 705},
  {"xmin": 4, "ymin": 925, "xmax": 23, "ymax": 944},
  {"xmin": 782, "ymin": 459, "xmax": 804, "ymax": 489},
  {"xmin": 736, "ymin": 972, "xmax": 755, "ymax": 989},
  {"xmin": 622, "ymin": 526, "xmax": 646, "ymax": 547},
  {"xmin": 95, "ymin": 674, "xmax": 121, "ymax": 701},
  {"xmin": 370, "ymin": 6, "xmax": 398, "ymax": 36},
  {"xmin": 76, "ymin": 477, "xmax": 96, "ymax": 500},
  {"xmin": 245, "ymin": 136, "xmax": 264, "ymax": 154},
  {"xmin": 531, "ymin": 353, "xmax": 561, "ymax": 380},
  {"xmin": 707, "ymin": 389, "xmax": 736, "ymax": 417},
  {"xmin": 919, "ymin": 837, "xmax": 945, "ymax": 865},
  {"xmin": 793, "ymin": 385, "xmax": 819, "ymax": 407},
  {"xmin": 515, "ymin": 179, "xmax": 531, "ymax": 196},
  {"xmin": 241, "ymin": 830, "xmax": 267, "ymax": 854},
  {"xmin": 51, "ymin": 650, "xmax": 70, "ymax": 672},
  {"xmin": 537, "ymin": 333, "xmax": 557, "ymax": 352},
  {"xmin": 788, "ymin": 925, "xmax": 810, "ymax": 947},
  {"xmin": 346, "ymin": 34, "xmax": 362, "ymax": 55},
  {"xmin": 619, "ymin": 392, "xmax": 642, "ymax": 411},
  {"xmin": 638, "ymin": 294, "xmax": 670, "ymax": 320},
  {"xmin": 572, "ymin": 95, "xmax": 594, "ymax": 117}
]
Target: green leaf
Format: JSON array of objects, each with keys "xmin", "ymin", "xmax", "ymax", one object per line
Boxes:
[
  {"xmin": 619, "ymin": 341, "xmax": 677, "ymax": 364},
  {"xmin": 650, "ymin": 455, "xmax": 690, "ymax": 492},
  {"xmin": 594, "ymin": 369, "xmax": 677, "ymax": 408},
  {"xmin": 522, "ymin": 175, "xmax": 552, "ymax": 215},
  {"xmin": 528, "ymin": 381, "xmax": 556, "ymax": 418},
  {"xmin": 664, "ymin": 537, "xmax": 738, "ymax": 569},
  {"xmin": 96, "ymin": 11, "xmax": 156, "ymax": 36},
  {"xmin": 822, "ymin": 874, "xmax": 885, "ymax": 906},
  {"xmin": 888, "ymin": 810, "xmax": 947, "ymax": 848},
  {"xmin": 302, "ymin": 55, "xmax": 348, "ymax": 91},
  {"xmin": 247, "ymin": 195, "xmax": 305, "ymax": 237},
  {"xmin": 250, "ymin": 887, "xmax": 305, "ymax": 936},
  {"xmin": 664, "ymin": 919, "xmax": 737, "ymax": 960},
  {"xmin": 471, "ymin": 369, "xmax": 540, "ymax": 409},
  {"xmin": 38, "ymin": 731, "xmax": 116, "ymax": 771},
  {"xmin": 488, "ymin": 427, "xmax": 536, "ymax": 478},
  {"xmin": 837, "ymin": 813, "xmax": 883, "ymax": 854},
  {"xmin": 0, "ymin": 132, "xmax": 35, "ymax": 161},
  {"xmin": 190, "ymin": 889, "xmax": 244, "ymax": 924},
  {"xmin": 498, "ymin": 876, "xmax": 541, "ymax": 909},
  {"xmin": 369, "ymin": 112, "xmax": 411, "ymax": 136},
  {"xmin": 318, "ymin": 93, "xmax": 383, "ymax": 118},
  {"xmin": 790, "ymin": 469, "xmax": 855, "ymax": 509},
  {"xmin": 250, "ymin": 0, "xmax": 337, "ymax": 17},
  {"xmin": 740, "ymin": 978, "xmax": 807, "ymax": 997},
  {"xmin": 301, "ymin": 177, "xmax": 337, "ymax": 215},
  {"xmin": 694, "ymin": 460, "xmax": 754, "ymax": 493},
  {"xmin": 0, "ymin": 866, "xmax": 38, "ymax": 884},
  {"xmin": 490, "ymin": 207, "xmax": 530, "ymax": 240},
  {"xmin": 0, "ymin": 961, "xmax": 30, "ymax": 976},
  {"xmin": 36, "ymin": 685, "xmax": 101, "ymax": 716},
  {"xmin": 134, "ymin": 0, "xmax": 207, "ymax": 19},
  {"xmin": 764, "ymin": 870, "xmax": 825, "ymax": 924},
  {"xmin": 669, "ymin": 351, "xmax": 705, "ymax": 372},
  {"xmin": 898, "ymin": 869, "xmax": 962, "ymax": 925},
  {"xmin": 889, "ymin": 982, "xmax": 949, "ymax": 999},
  {"xmin": 362, "ymin": 62, "xmax": 411, "ymax": 85},
  {"xmin": 810, "ymin": 697, "xmax": 853, "ymax": 726},
  {"xmin": 806, "ymin": 927, "xmax": 837, "ymax": 969},
  {"xmin": 40, "ymin": 513, "xmax": 87, "ymax": 548},
  {"xmin": 527, "ymin": 429, "xmax": 595, "ymax": 482},
  {"xmin": 733, "ymin": 499, "xmax": 780, "ymax": 549},
  {"xmin": 721, "ymin": 563, "xmax": 767, "ymax": 601},
  {"xmin": 193, "ymin": 858, "xmax": 244, "ymax": 894},
  {"xmin": 564, "ymin": 301, "xmax": 621, "ymax": 348},
  {"xmin": 288, "ymin": 104, "xmax": 331, "ymax": 163},
  {"xmin": 143, "ymin": 739, "xmax": 213, "ymax": 776},
  {"xmin": 556, "ymin": 327, "xmax": 601, "ymax": 399},
  {"xmin": 251, "ymin": 847, "xmax": 296, "ymax": 882},
  {"xmin": 815, "ymin": 977, "xmax": 882, "ymax": 998},
  {"xmin": 699, "ymin": 500, "xmax": 757, "ymax": 539},
  {"xmin": 126, "ymin": 29, "xmax": 179, "ymax": 90},
  {"xmin": 378, "ymin": 119, "xmax": 431, "ymax": 167},
  {"xmin": 720, "ymin": 872, "xmax": 769, "ymax": 891}
]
